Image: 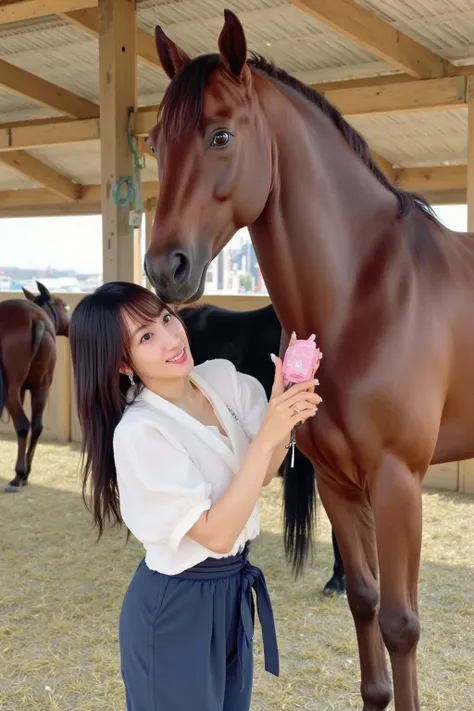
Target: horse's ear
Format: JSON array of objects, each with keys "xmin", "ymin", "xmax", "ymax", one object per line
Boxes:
[
  {"xmin": 218, "ymin": 9, "xmax": 248, "ymax": 81},
  {"xmin": 22, "ymin": 287, "xmax": 35, "ymax": 302},
  {"xmin": 36, "ymin": 281, "xmax": 52, "ymax": 301},
  {"xmin": 155, "ymin": 26, "xmax": 191, "ymax": 80}
]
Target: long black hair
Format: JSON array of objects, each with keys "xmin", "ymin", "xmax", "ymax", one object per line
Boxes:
[{"xmin": 70, "ymin": 281, "xmax": 181, "ymax": 537}]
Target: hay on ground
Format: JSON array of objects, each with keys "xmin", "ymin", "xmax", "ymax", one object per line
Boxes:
[{"xmin": 1, "ymin": 437, "xmax": 474, "ymax": 710}]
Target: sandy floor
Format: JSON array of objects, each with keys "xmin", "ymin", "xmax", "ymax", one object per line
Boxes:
[{"xmin": 1, "ymin": 437, "xmax": 474, "ymax": 710}]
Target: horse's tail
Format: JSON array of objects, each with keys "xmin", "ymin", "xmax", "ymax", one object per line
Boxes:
[
  {"xmin": 282, "ymin": 446, "xmax": 317, "ymax": 578},
  {"xmin": 0, "ymin": 357, "xmax": 5, "ymax": 419},
  {"xmin": 31, "ymin": 319, "xmax": 46, "ymax": 358}
]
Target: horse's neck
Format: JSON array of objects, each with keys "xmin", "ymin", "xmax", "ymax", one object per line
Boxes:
[{"xmin": 250, "ymin": 78, "xmax": 400, "ymax": 343}]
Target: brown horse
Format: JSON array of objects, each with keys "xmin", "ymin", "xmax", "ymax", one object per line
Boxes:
[
  {"xmin": 0, "ymin": 282, "xmax": 69, "ymax": 493},
  {"xmin": 143, "ymin": 10, "xmax": 474, "ymax": 710}
]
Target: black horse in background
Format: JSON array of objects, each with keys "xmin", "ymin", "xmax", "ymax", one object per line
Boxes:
[{"xmin": 179, "ymin": 301, "xmax": 345, "ymax": 595}]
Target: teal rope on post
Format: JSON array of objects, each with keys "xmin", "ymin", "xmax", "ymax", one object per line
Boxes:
[
  {"xmin": 112, "ymin": 112, "xmax": 145, "ymax": 237},
  {"xmin": 112, "ymin": 176, "xmax": 136, "ymax": 208}
]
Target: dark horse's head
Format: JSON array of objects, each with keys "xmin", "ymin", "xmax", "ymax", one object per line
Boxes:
[
  {"xmin": 23, "ymin": 281, "xmax": 70, "ymax": 337},
  {"xmin": 144, "ymin": 10, "xmax": 273, "ymax": 304}
]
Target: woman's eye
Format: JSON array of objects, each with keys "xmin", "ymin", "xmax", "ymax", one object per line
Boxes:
[
  {"xmin": 211, "ymin": 131, "xmax": 232, "ymax": 148},
  {"xmin": 140, "ymin": 332, "xmax": 152, "ymax": 343}
]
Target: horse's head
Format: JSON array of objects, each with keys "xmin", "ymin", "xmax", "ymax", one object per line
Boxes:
[
  {"xmin": 23, "ymin": 281, "xmax": 70, "ymax": 337},
  {"xmin": 145, "ymin": 10, "xmax": 273, "ymax": 304}
]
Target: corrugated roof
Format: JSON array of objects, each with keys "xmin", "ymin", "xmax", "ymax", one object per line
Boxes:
[
  {"xmin": 351, "ymin": 109, "xmax": 468, "ymax": 167},
  {"xmin": 0, "ymin": 0, "xmax": 471, "ymax": 199},
  {"xmin": 357, "ymin": 0, "xmax": 474, "ymax": 62}
]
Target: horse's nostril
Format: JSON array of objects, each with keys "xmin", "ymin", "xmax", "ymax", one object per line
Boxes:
[{"xmin": 171, "ymin": 251, "xmax": 190, "ymax": 284}]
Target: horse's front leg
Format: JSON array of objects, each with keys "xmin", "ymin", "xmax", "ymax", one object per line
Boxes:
[
  {"xmin": 370, "ymin": 453, "xmax": 423, "ymax": 711},
  {"xmin": 318, "ymin": 476, "xmax": 392, "ymax": 711}
]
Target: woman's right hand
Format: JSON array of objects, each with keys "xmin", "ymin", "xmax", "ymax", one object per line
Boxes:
[{"xmin": 254, "ymin": 355, "xmax": 321, "ymax": 454}]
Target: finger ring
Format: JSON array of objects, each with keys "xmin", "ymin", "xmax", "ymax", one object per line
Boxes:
[{"xmin": 294, "ymin": 407, "xmax": 300, "ymax": 415}]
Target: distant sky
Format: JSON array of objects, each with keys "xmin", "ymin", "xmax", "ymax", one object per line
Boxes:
[{"xmin": 0, "ymin": 204, "xmax": 468, "ymax": 274}]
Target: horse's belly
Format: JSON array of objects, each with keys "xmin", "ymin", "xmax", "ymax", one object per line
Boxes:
[
  {"xmin": 434, "ymin": 330, "xmax": 474, "ymax": 463},
  {"xmin": 434, "ymin": 413, "xmax": 474, "ymax": 464}
]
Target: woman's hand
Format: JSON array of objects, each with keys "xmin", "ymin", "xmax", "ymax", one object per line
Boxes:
[
  {"xmin": 254, "ymin": 340, "xmax": 322, "ymax": 454},
  {"xmin": 270, "ymin": 331, "xmax": 319, "ymax": 397}
]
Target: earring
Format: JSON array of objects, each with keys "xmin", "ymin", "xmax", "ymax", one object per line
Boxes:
[{"xmin": 128, "ymin": 372, "xmax": 134, "ymax": 387}]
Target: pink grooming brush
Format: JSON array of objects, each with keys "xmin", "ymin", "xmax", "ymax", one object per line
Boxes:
[
  {"xmin": 282, "ymin": 338, "xmax": 322, "ymax": 387},
  {"xmin": 282, "ymin": 336, "xmax": 322, "ymax": 467}
]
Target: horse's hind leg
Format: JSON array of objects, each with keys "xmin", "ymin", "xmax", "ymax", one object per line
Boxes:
[
  {"xmin": 323, "ymin": 529, "xmax": 346, "ymax": 596},
  {"xmin": 318, "ymin": 476, "xmax": 392, "ymax": 711},
  {"xmin": 4, "ymin": 387, "xmax": 30, "ymax": 492},
  {"xmin": 24, "ymin": 384, "xmax": 48, "ymax": 482},
  {"xmin": 370, "ymin": 454, "xmax": 422, "ymax": 711}
]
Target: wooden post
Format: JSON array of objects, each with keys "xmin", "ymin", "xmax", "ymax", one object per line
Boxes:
[
  {"xmin": 468, "ymin": 79, "xmax": 474, "ymax": 234},
  {"xmin": 459, "ymin": 80, "xmax": 474, "ymax": 493},
  {"xmin": 98, "ymin": 0, "xmax": 140, "ymax": 283}
]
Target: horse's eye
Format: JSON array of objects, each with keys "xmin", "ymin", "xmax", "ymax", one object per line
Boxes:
[
  {"xmin": 146, "ymin": 137, "xmax": 155, "ymax": 154},
  {"xmin": 211, "ymin": 131, "xmax": 231, "ymax": 148}
]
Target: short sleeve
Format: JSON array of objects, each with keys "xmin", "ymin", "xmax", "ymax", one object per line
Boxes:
[
  {"xmin": 113, "ymin": 421, "xmax": 212, "ymax": 553},
  {"xmin": 235, "ymin": 370, "xmax": 269, "ymax": 441}
]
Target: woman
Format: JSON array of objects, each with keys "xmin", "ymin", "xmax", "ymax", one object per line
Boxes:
[{"xmin": 70, "ymin": 281, "xmax": 320, "ymax": 711}]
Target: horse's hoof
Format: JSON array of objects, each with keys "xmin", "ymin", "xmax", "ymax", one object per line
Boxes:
[
  {"xmin": 4, "ymin": 482, "xmax": 22, "ymax": 493},
  {"xmin": 323, "ymin": 575, "xmax": 346, "ymax": 597},
  {"xmin": 21, "ymin": 479, "xmax": 29, "ymax": 486}
]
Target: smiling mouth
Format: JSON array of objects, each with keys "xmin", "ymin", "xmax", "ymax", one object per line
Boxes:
[{"xmin": 167, "ymin": 347, "xmax": 186, "ymax": 363}]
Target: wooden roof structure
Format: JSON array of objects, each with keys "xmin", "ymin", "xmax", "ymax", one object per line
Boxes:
[{"xmin": 0, "ymin": 0, "xmax": 473, "ymax": 282}]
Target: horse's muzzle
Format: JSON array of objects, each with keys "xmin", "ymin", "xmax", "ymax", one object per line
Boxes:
[{"xmin": 144, "ymin": 248, "xmax": 205, "ymax": 305}]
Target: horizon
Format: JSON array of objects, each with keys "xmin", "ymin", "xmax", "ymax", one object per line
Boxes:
[{"xmin": 0, "ymin": 204, "xmax": 468, "ymax": 275}]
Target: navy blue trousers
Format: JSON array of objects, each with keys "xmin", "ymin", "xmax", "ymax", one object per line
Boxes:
[{"xmin": 119, "ymin": 547, "xmax": 279, "ymax": 711}]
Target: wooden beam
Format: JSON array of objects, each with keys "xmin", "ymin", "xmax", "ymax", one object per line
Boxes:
[
  {"xmin": 0, "ymin": 150, "xmax": 80, "ymax": 200},
  {"xmin": 99, "ymin": 0, "xmax": 140, "ymax": 284},
  {"xmin": 371, "ymin": 151, "xmax": 394, "ymax": 181},
  {"xmin": 292, "ymin": 0, "xmax": 449, "ymax": 79},
  {"xmin": 324, "ymin": 77, "xmax": 468, "ymax": 117},
  {"xmin": 0, "ymin": 58, "xmax": 98, "ymax": 119},
  {"xmin": 0, "ymin": 1, "xmax": 97, "ymax": 25},
  {"xmin": 0, "ymin": 202, "xmax": 101, "ymax": 218},
  {"xmin": 0, "ymin": 117, "xmax": 99, "ymax": 152},
  {"xmin": 0, "ymin": 187, "xmax": 75, "ymax": 209},
  {"xmin": 311, "ymin": 64, "xmax": 474, "ymax": 94},
  {"xmin": 418, "ymin": 189, "xmax": 467, "ymax": 206},
  {"xmin": 61, "ymin": 7, "xmax": 165, "ymax": 73},
  {"xmin": 0, "ymin": 181, "xmax": 158, "ymax": 209},
  {"xmin": 313, "ymin": 74, "xmax": 413, "ymax": 92},
  {"xmin": 468, "ymin": 79, "xmax": 474, "ymax": 232},
  {"xmin": 82, "ymin": 182, "xmax": 158, "ymax": 203},
  {"xmin": 394, "ymin": 165, "xmax": 467, "ymax": 193}
]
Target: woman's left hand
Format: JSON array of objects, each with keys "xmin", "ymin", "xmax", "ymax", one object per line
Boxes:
[{"xmin": 270, "ymin": 332, "xmax": 318, "ymax": 397}]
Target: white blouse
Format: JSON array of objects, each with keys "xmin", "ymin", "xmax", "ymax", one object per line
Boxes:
[{"xmin": 113, "ymin": 358, "xmax": 269, "ymax": 575}]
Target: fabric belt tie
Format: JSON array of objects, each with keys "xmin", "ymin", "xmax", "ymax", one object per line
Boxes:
[{"xmin": 172, "ymin": 546, "xmax": 280, "ymax": 689}]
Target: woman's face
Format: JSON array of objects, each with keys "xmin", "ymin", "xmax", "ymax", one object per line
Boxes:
[{"xmin": 122, "ymin": 308, "xmax": 194, "ymax": 384}]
